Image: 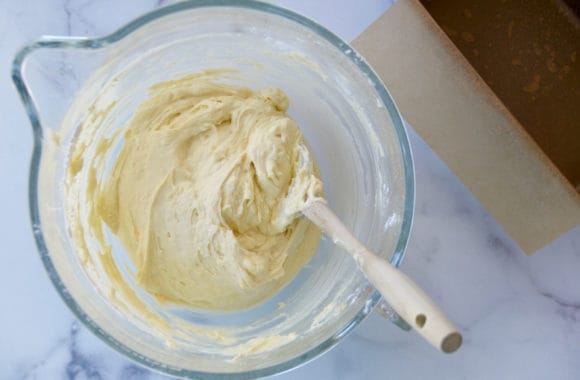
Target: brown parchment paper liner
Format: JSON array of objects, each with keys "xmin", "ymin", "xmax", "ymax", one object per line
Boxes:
[{"xmin": 353, "ymin": 0, "xmax": 580, "ymax": 254}]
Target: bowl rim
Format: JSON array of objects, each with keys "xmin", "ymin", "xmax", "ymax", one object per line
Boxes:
[{"xmin": 12, "ymin": 0, "xmax": 415, "ymax": 378}]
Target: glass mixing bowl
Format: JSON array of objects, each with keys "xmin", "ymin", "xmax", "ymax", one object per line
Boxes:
[{"xmin": 12, "ymin": 1, "xmax": 414, "ymax": 378}]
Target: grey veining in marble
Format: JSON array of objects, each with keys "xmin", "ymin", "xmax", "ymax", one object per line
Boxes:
[{"xmin": 1, "ymin": 1, "xmax": 579, "ymax": 379}]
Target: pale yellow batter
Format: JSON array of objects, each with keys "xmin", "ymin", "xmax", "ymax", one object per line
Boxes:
[{"xmin": 96, "ymin": 74, "xmax": 323, "ymax": 310}]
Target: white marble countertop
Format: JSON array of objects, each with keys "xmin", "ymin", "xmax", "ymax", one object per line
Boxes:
[{"xmin": 1, "ymin": 1, "xmax": 579, "ymax": 379}]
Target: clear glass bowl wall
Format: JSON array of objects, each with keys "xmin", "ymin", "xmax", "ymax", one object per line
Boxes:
[{"xmin": 14, "ymin": 2, "xmax": 413, "ymax": 378}]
